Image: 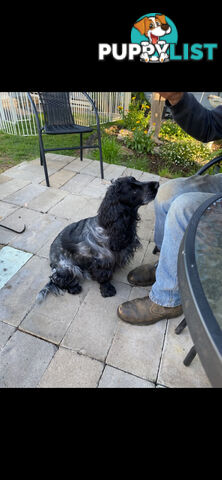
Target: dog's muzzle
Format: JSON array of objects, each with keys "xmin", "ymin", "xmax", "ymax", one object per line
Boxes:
[{"xmin": 142, "ymin": 181, "xmax": 159, "ymax": 204}]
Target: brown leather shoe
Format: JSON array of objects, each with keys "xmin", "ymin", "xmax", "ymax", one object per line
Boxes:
[
  {"xmin": 117, "ymin": 296, "xmax": 183, "ymax": 325},
  {"xmin": 127, "ymin": 263, "xmax": 158, "ymax": 287}
]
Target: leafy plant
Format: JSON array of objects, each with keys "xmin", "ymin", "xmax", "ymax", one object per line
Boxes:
[
  {"xmin": 157, "ymin": 167, "xmax": 182, "ymax": 179},
  {"xmin": 92, "ymin": 135, "xmax": 121, "ymax": 163},
  {"xmin": 124, "ymin": 128, "xmax": 155, "ymax": 155},
  {"xmin": 120, "ymin": 96, "xmax": 151, "ymax": 131},
  {"xmin": 160, "ymin": 119, "xmax": 191, "ymax": 140},
  {"xmin": 159, "ymin": 139, "xmax": 211, "ymax": 168}
]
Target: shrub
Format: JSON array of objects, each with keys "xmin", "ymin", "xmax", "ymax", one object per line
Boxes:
[
  {"xmin": 123, "ymin": 128, "xmax": 155, "ymax": 155},
  {"xmin": 120, "ymin": 97, "xmax": 151, "ymax": 131},
  {"xmin": 160, "ymin": 119, "xmax": 191, "ymax": 140},
  {"xmin": 159, "ymin": 139, "xmax": 210, "ymax": 168}
]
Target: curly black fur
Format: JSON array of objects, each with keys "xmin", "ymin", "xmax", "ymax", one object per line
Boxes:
[{"xmin": 36, "ymin": 176, "xmax": 159, "ymax": 303}]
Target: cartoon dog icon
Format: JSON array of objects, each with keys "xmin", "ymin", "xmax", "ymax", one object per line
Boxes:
[{"xmin": 134, "ymin": 14, "xmax": 171, "ymax": 62}]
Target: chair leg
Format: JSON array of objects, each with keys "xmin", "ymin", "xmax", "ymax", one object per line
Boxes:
[
  {"xmin": 80, "ymin": 133, "xmax": 83, "ymax": 161},
  {"xmin": 39, "ymin": 133, "xmax": 50, "ymax": 187},
  {"xmin": 39, "ymin": 139, "xmax": 43, "ymax": 166},
  {"xmin": 97, "ymin": 131, "xmax": 104, "ymax": 180},
  {"xmin": 175, "ymin": 317, "xmax": 187, "ymax": 335},
  {"xmin": 183, "ymin": 345, "xmax": 197, "ymax": 367}
]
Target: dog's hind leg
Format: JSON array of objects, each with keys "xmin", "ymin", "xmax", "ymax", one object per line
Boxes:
[
  {"xmin": 89, "ymin": 259, "xmax": 116, "ymax": 297},
  {"xmin": 66, "ymin": 278, "xmax": 82, "ymax": 294},
  {"xmin": 50, "ymin": 267, "xmax": 82, "ymax": 295}
]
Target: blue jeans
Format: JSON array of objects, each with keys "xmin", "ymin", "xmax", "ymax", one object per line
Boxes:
[{"xmin": 149, "ymin": 174, "xmax": 222, "ymax": 307}]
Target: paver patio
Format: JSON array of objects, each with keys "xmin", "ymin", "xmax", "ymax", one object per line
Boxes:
[{"xmin": 0, "ymin": 153, "xmax": 211, "ymax": 388}]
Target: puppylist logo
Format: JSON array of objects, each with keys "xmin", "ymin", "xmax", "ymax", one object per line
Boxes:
[{"xmin": 98, "ymin": 13, "xmax": 218, "ymax": 63}]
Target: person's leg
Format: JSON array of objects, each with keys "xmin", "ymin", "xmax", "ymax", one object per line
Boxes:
[
  {"xmin": 127, "ymin": 177, "xmax": 190, "ymax": 287},
  {"xmin": 150, "ymin": 191, "xmax": 215, "ymax": 307},
  {"xmin": 154, "ymin": 173, "xmax": 222, "ymax": 249},
  {"xmin": 128, "ymin": 173, "xmax": 222, "ymax": 287},
  {"xmin": 118, "ymin": 191, "xmax": 216, "ymax": 325}
]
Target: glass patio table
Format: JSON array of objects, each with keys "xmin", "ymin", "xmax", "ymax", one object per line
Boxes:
[{"xmin": 178, "ymin": 193, "xmax": 222, "ymax": 387}]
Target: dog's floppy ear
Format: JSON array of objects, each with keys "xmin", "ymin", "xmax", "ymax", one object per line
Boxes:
[
  {"xmin": 155, "ymin": 14, "xmax": 167, "ymax": 25},
  {"xmin": 134, "ymin": 16, "xmax": 151, "ymax": 36},
  {"xmin": 97, "ymin": 183, "xmax": 120, "ymax": 228}
]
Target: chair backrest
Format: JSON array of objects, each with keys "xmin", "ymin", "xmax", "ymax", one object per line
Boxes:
[{"xmin": 38, "ymin": 92, "xmax": 74, "ymax": 126}]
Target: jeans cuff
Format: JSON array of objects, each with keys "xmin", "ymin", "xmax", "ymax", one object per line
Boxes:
[{"xmin": 149, "ymin": 289, "xmax": 181, "ymax": 308}]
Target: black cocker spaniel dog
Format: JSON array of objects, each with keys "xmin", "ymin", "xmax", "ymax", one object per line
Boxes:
[{"xmin": 36, "ymin": 176, "xmax": 159, "ymax": 303}]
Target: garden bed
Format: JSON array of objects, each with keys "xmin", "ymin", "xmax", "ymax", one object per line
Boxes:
[
  {"xmin": 1, "ymin": 93, "xmax": 222, "ymax": 178},
  {"xmin": 91, "ymin": 121, "xmax": 222, "ymax": 178}
]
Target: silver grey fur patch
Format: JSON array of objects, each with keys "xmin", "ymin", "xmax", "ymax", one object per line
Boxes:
[
  {"xmin": 76, "ymin": 221, "xmax": 114, "ymax": 263},
  {"xmin": 58, "ymin": 258, "xmax": 84, "ymax": 279}
]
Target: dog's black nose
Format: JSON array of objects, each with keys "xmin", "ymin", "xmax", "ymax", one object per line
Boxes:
[{"xmin": 161, "ymin": 23, "xmax": 170, "ymax": 31}]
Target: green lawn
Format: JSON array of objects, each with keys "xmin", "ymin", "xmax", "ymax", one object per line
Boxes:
[
  {"xmin": 0, "ymin": 130, "xmax": 93, "ymax": 173},
  {"xmin": 1, "ymin": 125, "xmax": 222, "ymax": 178}
]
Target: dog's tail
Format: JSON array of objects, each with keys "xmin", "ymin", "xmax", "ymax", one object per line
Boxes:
[{"xmin": 35, "ymin": 280, "xmax": 63, "ymax": 305}]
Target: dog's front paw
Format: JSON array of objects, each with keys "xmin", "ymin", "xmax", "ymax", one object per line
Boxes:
[{"xmin": 100, "ymin": 282, "xmax": 116, "ymax": 297}]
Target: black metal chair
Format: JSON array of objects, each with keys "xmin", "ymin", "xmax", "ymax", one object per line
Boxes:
[{"xmin": 27, "ymin": 92, "xmax": 104, "ymax": 186}]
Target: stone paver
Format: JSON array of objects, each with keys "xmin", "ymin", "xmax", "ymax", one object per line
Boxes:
[
  {"xmin": 0, "ymin": 178, "xmax": 30, "ymax": 200},
  {"xmin": 0, "ymin": 155, "xmax": 212, "ymax": 388},
  {"xmin": 19, "ymin": 284, "xmax": 89, "ymax": 344},
  {"xmin": 0, "ymin": 201, "xmax": 19, "ymax": 220},
  {"xmin": 3, "ymin": 183, "xmax": 48, "ymax": 207},
  {"xmin": 157, "ymin": 316, "xmax": 211, "ymax": 388},
  {"xmin": 0, "ymin": 255, "xmax": 51, "ymax": 326},
  {"xmin": 140, "ymin": 171, "xmax": 160, "ymax": 182},
  {"xmin": 41, "ymin": 169, "xmax": 76, "ymax": 188},
  {"xmin": 64, "ymin": 156, "xmax": 94, "ymax": 172},
  {"xmin": 98, "ymin": 365, "xmax": 155, "ymax": 388},
  {"xmin": 61, "ymin": 173, "xmax": 95, "ymax": 194},
  {"xmin": 0, "ymin": 246, "xmax": 33, "ymax": 289},
  {"xmin": 36, "ymin": 217, "xmax": 70, "ymax": 259},
  {"xmin": 0, "ymin": 330, "xmax": 57, "ymax": 388},
  {"xmin": 38, "ymin": 348, "xmax": 104, "ymax": 388},
  {"xmin": 79, "ymin": 177, "xmax": 110, "ymax": 198},
  {"xmin": 8, "ymin": 209, "xmax": 66, "ymax": 254},
  {"xmin": 121, "ymin": 168, "xmax": 144, "ymax": 180},
  {"xmin": 4, "ymin": 161, "xmax": 55, "ymax": 183},
  {"xmin": 106, "ymin": 318, "xmax": 167, "ymax": 383},
  {"xmin": 49, "ymin": 193, "xmax": 101, "ymax": 220},
  {"xmin": 26, "ymin": 187, "xmax": 68, "ymax": 213},
  {"xmin": 0, "ymin": 321, "xmax": 15, "ymax": 349},
  {"xmin": 61, "ymin": 286, "xmax": 126, "ymax": 361},
  {"xmin": 80, "ymin": 159, "xmax": 110, "ymax": 177},
  {"xmin": 101, "ymin": 163, "xmax": 127, "ymax": 180},
  {"xmin": 0, "ymin": 174, "xmax": 13, "ymax": 184}
]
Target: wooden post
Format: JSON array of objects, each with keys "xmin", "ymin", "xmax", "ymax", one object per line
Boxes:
[{"xmin": 148, "ymin": 92, "xmax": 165, "ymax": 144}]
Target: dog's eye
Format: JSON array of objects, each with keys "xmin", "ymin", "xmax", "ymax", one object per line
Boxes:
[
  {"xmin": 150, "ymin": 23, "xmax": 154, "ymax": 29},
  {"xmin": 156, "ymin": 21, "xmax": 161, "ymax": 26}
]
